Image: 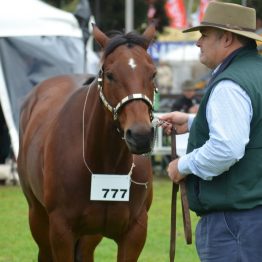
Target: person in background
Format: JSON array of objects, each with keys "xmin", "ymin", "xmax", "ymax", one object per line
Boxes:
[
  {"xmin": 171, "ymin": 80, "xmax": 200, "ymax": 113},
  {"xmin": 159, "ymin": 2, "xmax": 262, "ymax": 261}
]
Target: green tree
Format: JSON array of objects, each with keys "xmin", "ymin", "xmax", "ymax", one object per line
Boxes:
[
  {"xmin": 248, "ymin": 0, "xmax": 262, "ymax": 19},
  {"xmin": 42, "ymin": 0, "xmax": 74, "ymax": 8},
  {"xmin": 88, "ymin": 0, "xmax": 169, "ymax": 33},
  {"xmin": 42, "ymin": 0, "xmax": 169, "ymax": 33}
]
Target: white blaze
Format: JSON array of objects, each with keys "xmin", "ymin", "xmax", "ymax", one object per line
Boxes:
[{"xmin": 128, "ymin": 58, "xmax": 137, "ymax": 69}]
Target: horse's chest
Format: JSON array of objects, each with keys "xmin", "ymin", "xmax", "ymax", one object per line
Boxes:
[{"xmin": 80, "ymin": 203, "xmax": 136, "ymax": 237}]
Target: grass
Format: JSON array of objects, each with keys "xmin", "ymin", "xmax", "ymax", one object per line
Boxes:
[{"xmin": 0, "ymin": 176, "xmax": 200, "ymax": 262}]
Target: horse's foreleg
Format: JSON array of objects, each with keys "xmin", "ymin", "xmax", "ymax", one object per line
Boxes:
[
  {"xmin": 117, "ymin": 210, "xmax": 148, "ymax": 262},
  {"xmin": 49, "ymin": 213, "xmax": 75, "ymax": 262},
  {"xmin": 75, "ymin": 234, "xmax": 103, "ymax": 262}
]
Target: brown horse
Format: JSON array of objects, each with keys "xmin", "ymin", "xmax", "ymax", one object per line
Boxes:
[{"xmin": 17, "ymin": 24, "xmax": 157, "ymax": 261}]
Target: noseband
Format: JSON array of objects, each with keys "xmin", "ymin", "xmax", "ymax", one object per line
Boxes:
[{"xmin": 98, "ymin": 69, "xmax": 157, "ymax": 121}]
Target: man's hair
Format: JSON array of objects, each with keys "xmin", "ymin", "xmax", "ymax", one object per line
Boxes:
[
  {"xmin": 214, "ymin": 28, "xmax": 256, "ymax": 46},
  {"xmin": 235, "ymin": 34, "xmax": 256, "ymax": 46}
]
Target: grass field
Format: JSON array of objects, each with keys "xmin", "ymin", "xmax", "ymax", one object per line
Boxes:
[{"xmin": 0, "ymin": 176, "xmax": 200, "ymax": 262}]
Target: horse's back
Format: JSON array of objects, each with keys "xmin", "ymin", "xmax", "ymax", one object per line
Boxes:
[{"xmin": 20, "ymin": 74, "xmax": 92, "ymax": 133}]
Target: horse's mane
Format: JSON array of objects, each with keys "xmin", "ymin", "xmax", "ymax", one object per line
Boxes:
[{"xmin": 103, "ymin": 30, "xmax": 150, "ymax": 58}]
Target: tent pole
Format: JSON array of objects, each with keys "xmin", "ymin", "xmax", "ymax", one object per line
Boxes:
[{"xmin": 125, "ymin": 0, "xmax": 134, "ymax": 33}]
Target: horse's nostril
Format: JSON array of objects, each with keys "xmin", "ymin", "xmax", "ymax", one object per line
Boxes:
[
  {"xmin": 125, "ymin": 126, "xmax": 154, "ymax": 149},
  {"xmin": 151, "ymin": 126, "xmax": 154, "ymax": 137},
  {"xmin": 126, "ymin": 129, "xmax": 132, "ymax": 139},
  {"xmin": 126, "ymin": 128, "xmax": 152, "ymax": 141}
]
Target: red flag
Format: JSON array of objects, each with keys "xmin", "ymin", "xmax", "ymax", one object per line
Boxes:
[
  {"xmin": 165, "ymin": 0, "xmax": 187, "ymax": 29},
  {"xmin": 199, "ymin": 0, "xmax": 210, "ymax": 22}
]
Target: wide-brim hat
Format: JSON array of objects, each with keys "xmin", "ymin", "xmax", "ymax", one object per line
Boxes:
[{"xmin": 183, "ymin": 1, "xmax": 262, "ymax": 42}]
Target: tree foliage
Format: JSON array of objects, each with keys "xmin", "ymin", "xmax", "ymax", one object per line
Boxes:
[
  {"xmin": 42, "ymin": 0, "xmax": 74, "ymax": 8},
  {"xmin": 247, "ymin": 0, "xmax": 262, "ymax": 19},
  {"xmin": 41, "ymin": 0, "xmax": 169, "ymax": 33},
  {"xmin": 88, "ymin": 0, "xmax": 169, "ymax": 33}
]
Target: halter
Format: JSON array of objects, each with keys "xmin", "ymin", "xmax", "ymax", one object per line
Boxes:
[{"xmin": 97, "ymin": 69, "xmax": 157, "ymax": 121}]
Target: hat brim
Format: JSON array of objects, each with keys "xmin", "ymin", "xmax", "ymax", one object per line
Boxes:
[{"xmin": 183, "ymin": 25, "xmax": 262, "ymax": 42}]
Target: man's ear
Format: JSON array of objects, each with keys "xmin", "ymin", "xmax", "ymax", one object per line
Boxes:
[{"xmin": 224, "ymin": 31, "xmax": 234, "ymax": 47}]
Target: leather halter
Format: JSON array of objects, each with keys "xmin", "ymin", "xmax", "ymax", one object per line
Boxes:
[{"xmin": 97, "ymin": 69, "xmax": 157, "ymax": 121}]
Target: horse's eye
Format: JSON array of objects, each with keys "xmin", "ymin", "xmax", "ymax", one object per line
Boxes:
[
  {"xmin": 151, "ymin": 72, "xmax": 157, "ymax": 81},
  {"xmin": 105, "ymin": 72, "xmax": 114, "ymax": 81},
  {"xmin": 151, "ymin": 72, "xmax": 157, "ymax": 85}
]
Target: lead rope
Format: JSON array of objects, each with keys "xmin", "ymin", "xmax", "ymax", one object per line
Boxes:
[
  {"xmin": 141, "ymin": 116, "xmax": 161, "ymax": 157},
  {"xmin": 82, "ymin": 85, "xmax": 93, "ymax": 174},
  {"xmin": 82, "ymin": 86, "xmax": 145, "ymax": 188},
  {"xmin": 128, "ymin": 156, "xmax": 148, "ymax": 189}
]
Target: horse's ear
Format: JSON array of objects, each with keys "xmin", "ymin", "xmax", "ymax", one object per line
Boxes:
[
  {"xmin": 92, "ymin": 23, "xmax": 109, "ymax": 49},
  {"xmin": 142, "ymin": 22, "xmax": 156, "ymax": 49}
]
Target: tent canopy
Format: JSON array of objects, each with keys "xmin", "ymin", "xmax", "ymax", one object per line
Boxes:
[
  {"xmin": 0, "ymin": 0, "xmax": 95, "ymax": 159},
  {"xmin": 0, "ymin": 0, "xmax": 82, "ymax": 37}
]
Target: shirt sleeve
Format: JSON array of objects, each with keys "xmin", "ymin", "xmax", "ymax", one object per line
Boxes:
[
  {"xmin": 188, "ymin": 114, "xmax": 196, "ymax": 130},
  {"xmin": 178, "ymin": 80, "xmax": 253, "ymax": 180}
]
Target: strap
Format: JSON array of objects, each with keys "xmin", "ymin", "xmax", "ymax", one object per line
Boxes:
[
  {"xmin": 97, "ymin": 69, "xmax": 154, "ymax": 121},
  {"xmin": 114, "ymin": 93, "xmax": 153, "ymax": 120},
  {"xmin": 170, "ymin": 183, "xmax": 179, "ymax": 262},
  {"xmin": 170, "ymin": 133, "xmax": 179, "ymax": 262},
  {"xmin": 169, "ymin": 133, "xmax": 192, "ymax": 262},
  {"xmin": 180, "ymin": 181, "xmax": 192, "ymax": 244}
]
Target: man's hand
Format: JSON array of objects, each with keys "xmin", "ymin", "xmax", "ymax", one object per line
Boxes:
[
  {"xmin": 159, "ymin": 111, "xmax": 189, "ymax": 135},
  {"xmin": 167, "ymin": 158, "xmax": 186, "ymax": 183}
]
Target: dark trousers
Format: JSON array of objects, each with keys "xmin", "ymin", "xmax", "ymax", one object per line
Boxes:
[{"xmin": 196, "ymin": 206, "xmax": 262, "ymax": 262}]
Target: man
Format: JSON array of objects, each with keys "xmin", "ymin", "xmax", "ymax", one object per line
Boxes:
[
  {"xmin": 171, "ymin": 80, "xmax": 200, "ymax": 113},
  {"xmin": 160, "ymin": 2, "xmax": 262, "ymax": 262}
]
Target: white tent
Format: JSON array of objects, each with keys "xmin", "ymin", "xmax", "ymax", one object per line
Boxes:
[
  {"xmin": 0, "ymin": 0, "xmax": 82, "ymax": 37},
  {"xmin": 0, "ymin": 0, "xmax": 95, "ymax": 160}
]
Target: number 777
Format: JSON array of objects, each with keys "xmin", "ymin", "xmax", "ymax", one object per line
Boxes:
[{"xmin": 102, "ymin": 188, "xmax": 127, "ymax": 198}]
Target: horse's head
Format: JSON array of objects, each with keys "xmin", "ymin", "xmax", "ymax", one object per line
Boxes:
[{"xmin": 93, "ymin": 24, "xmax": 157, "ymax": 155}]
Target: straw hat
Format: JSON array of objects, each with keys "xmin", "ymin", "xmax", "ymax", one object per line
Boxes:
[{"xmin": 183, "ymin": 1, "xmax": 262, "ymax": 42}]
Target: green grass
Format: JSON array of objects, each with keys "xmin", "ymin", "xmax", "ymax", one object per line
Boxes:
[{"xmin": 0, "ymin": 176, "xmax": 200, "ymax": 262}]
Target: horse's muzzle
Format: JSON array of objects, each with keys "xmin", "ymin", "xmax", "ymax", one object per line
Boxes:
[{"xmin": 125, "ymin": 124, "xmax": 154, "ymax": 154}]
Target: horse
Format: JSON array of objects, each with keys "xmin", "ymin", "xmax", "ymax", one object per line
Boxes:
[{"xmin": 17, "ymin": 23, "xmax": 157, "ymax": 262}]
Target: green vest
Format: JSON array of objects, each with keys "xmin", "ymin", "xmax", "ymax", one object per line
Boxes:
[{"xmin": 186, "ymin": 47, "xmax": 262, "ymax": 215}]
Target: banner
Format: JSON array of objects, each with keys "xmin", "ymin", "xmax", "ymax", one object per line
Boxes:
[{"xmin": 165, "ymin": 0, "xmax": 187, "ymax": 29}]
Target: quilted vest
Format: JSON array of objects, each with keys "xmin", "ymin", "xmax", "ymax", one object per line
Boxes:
[{"xmin": 186, "ymin": 46, "xmax": 262, "ymax": 215}]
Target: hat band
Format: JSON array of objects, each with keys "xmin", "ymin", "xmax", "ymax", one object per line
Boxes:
[{"xmin": 201, "ymin": 21, "xmax": 256, "ymax": 32}]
